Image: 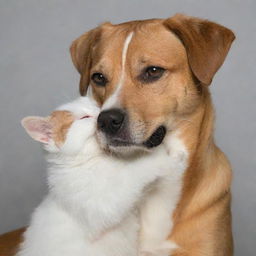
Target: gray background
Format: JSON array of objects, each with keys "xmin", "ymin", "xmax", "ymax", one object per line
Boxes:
[{"xmin": 0, "ymin": 0, "xmax": 255, "ymax": 255}]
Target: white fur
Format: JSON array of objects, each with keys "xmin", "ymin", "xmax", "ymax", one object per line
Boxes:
[
  {"xmin": 57, "ymin": 96, "xmax": 99, "ymax": 118},
  {"xmin": 18, "ymin": 97, "xmax": 183, "ymax": 256},
  {"xmin": 102, "ymin": 32, "xmax": 134, "ymax": 110},
  {"xmin": 86, "ymin": 84, "xmax": 94, "ymax": 99},
  {"xmin": 139, "ymin": 132, "xmax": 188, "ymax": 255}
]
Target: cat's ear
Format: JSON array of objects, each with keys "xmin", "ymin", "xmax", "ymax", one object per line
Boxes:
[{"xmin": 21, "ymin": 116, "xmax": 52, "ymax": 144}]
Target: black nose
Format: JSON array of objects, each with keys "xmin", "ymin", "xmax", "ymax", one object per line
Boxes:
[{"xmin": 97, "ymin": 109, "xmax": 125, "ymax": 135}]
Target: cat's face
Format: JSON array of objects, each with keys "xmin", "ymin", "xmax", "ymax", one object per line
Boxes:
[{"xmin": 22, "ymin": 97, "xmax": 100, "ymax": 155}]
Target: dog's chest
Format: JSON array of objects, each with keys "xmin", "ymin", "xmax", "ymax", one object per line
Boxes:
[
  {"xmin": 139, "ymin": 133, "xmax": 188, "ymax": 255},
  {"xmin": 88, "ymin": 212, "xmax": 140, "ymax": 256}
]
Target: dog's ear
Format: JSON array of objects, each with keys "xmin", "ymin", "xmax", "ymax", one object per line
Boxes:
[
  {"xmin": 70, "ymin": 27, "xmax": 102, "ymax": 95},
  {"xmin": 164, "ymin": 14, "xmax": 235, "ymax": 85}
]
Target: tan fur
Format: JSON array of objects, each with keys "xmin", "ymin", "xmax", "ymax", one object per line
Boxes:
[
  {"xmin": 169, "ymin": 90, "xmax": 233, "ymax": 255},
  {"xmin": 0, "ymin": 228, "xmax": 25, "ymax": 256},
  {"xmin": 69, "ymin": 14, "xmax": 235, "ymax": 255},
  {"xmin": 164, "ymin": 14, "xmax": 235, "ymax": 85},
  {"xmin": 49, "ymin": 111, "xmax": 74, "ymax": 147}
]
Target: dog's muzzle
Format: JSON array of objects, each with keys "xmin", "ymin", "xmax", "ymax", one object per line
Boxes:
[{"xmin": 97, "ymin": 108, "xmax": 166, "ymax": 149}]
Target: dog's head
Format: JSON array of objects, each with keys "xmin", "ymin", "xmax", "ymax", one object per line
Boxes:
[{"xmin": 70, "ymin": 14, "xmax": 235, "ymax": 154}]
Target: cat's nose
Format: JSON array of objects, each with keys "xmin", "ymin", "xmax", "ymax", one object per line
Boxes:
[{"xmin": 97, "ymin": 109, "xmax": 125, "ymax": 135}]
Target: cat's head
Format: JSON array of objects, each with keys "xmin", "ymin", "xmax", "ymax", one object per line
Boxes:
[{"xmin": 21, "ymin": 97, "xmax": 100, "ymax": 155}]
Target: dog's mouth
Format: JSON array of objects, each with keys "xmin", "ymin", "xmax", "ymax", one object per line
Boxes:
[
  {"xmin": 143, "ymin": 126, "xmax": 166, "ymax": 148},
  {"xmin": 105, "ymin": 126, "xmax": 166, "ymax": 149}
]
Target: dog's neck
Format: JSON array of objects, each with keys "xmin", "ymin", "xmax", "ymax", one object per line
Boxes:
[
  {"xmin": 170, "ymin": 87, "xmax": 215, "ymax": 167},
  {"xmin": 171, "ymin": 87, "xmax": 230, "ymax": 221}
]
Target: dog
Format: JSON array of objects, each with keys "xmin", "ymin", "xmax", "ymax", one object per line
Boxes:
[{"xmin": 69, "ymin": 14, "xmax": 235, "ymax": 255}]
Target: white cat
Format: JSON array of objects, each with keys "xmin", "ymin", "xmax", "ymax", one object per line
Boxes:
[{"xmin": 17, "ymin": 97, "xmax": 178, "ymax": 256}]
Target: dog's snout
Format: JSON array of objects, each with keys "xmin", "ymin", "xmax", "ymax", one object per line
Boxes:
[{"xmin": 97, "ymin": 109, "xmax": 125, "ymax": 135}]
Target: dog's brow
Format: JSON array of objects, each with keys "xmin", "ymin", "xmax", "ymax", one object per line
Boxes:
[{"xmin": 102, "ymin": 32, "xmax": 134, "ymax": 110}]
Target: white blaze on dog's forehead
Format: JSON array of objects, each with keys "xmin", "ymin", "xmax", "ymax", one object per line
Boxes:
[
  {"xmin": 102, "ymin": 32, "xmax": 134, "ymax": 110},
  {"xmin": 87, "ymin": 85, "xmax": 93, "ymax": 99}
]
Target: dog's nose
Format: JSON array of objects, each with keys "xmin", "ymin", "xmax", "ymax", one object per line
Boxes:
[{"xmin": 97, "ymin": 109, "xmax": 125, "ymax": 135}]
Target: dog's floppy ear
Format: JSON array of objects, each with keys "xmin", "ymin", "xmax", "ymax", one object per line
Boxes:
[
  {"xmin": 70, "ymin": 27, "xmax": 102, "ymax": 95},
  {"xmin": 164, "ymin": 14, "xmax": 235, "ymax": 85}
]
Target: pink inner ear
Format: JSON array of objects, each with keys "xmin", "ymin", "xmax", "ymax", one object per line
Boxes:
[{"xmin": 21, "ymin": 117, "xmax": 52, "ymax": 144}]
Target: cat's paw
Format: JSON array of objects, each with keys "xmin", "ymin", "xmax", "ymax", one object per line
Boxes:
[{"xmin": 139, "ymin": 240, "xmax": 177, "ymax": 256}]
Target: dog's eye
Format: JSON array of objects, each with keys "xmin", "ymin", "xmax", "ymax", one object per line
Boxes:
[
  {"xmin": 91, "ymin": 73, "xmax": 108, "ymax": 87},
  {"xmin": 139, "ymin": 66, "xmax": 166, "ymax": 83}
]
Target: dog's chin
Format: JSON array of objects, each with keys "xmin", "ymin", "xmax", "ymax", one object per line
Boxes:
[
  {"xmin": 108, "ymin": 144, "xmax": 148, "ymax": 157},
  {"xmin": 96, "ymin": 126, "xmax": 166, "ymax": 157},
  {"xmin": 97, "ymin": 136, "xmax": 148, "ymax": 157}
]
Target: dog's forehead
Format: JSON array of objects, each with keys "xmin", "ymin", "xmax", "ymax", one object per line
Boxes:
[
  {"xmin": 95, "ymin": 20, "xmax": 186, "ymax": 67},
  {"xmin": 91, "ymin": 25, "xmax": 132, "ymax": 70},
  {"xmin": 129, "ymin": 25, "xmax": 187, "ymax": 66}
]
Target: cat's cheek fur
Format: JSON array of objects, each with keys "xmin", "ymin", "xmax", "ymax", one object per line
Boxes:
[
  {"xmin": 43, "ymin": 119, "xmax": 97, "ymax": 156},
  {"xmin": 43, "ymin": 140, "xmax": 60, "ymax": 153},
  {"xmin": 60, "ymin": 119, "xmax": 96, "ymax": 155}
]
